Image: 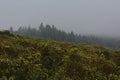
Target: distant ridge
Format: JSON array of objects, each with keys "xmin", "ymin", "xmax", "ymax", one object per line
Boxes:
[{"xmin": 9, "ymin": 23, "xmax": 120, "ymax": 49}]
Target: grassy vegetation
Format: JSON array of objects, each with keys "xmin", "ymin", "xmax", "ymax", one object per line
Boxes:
[{"xmin": 0, "ymin": 31, "xmax": 120, "ymax": 80}]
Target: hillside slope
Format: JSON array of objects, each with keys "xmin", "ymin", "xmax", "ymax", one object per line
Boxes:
[{"xmin": 0, "ymin": 31, "xmax": 120, "ymax": 80}]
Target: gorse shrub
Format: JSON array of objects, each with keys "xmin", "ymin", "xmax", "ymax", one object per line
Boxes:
[{"xmin": 0, "ymin": 31, "xmax": 120, "ymax": 80}]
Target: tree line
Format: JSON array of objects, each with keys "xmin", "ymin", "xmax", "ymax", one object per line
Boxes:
[{"xmin": 9, "ymin": 23, "xmax": 120, "ymax": 49}]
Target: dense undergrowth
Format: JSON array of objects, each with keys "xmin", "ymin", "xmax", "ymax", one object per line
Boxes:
[{"xmin": 0, "ymin": 31, "xmax": 120, "ymax": 80}]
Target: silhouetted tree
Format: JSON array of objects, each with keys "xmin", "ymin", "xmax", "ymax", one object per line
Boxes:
[{"xmin": 10, "ymin": 23, "xmax": 120, "ymax": 49}]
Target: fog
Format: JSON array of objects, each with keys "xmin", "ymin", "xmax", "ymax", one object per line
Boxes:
[{"xmin": 0, "ymin": 0, "xmax": 120, "ymax": 37}]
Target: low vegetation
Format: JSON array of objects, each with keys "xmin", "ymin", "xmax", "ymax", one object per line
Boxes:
[{"xmin": 0, "ymin": 31, "xmax": 120, "ymax": 80}]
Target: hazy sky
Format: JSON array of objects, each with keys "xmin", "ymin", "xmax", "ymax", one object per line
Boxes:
[{"xmin": 0, "ymin": 0, "xmax": 120, "ymax": 37}]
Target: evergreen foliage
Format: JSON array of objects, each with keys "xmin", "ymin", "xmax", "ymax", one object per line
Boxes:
[{"xmin": 10, "ymin": 23, "xmax": 120, "ymax": 49}]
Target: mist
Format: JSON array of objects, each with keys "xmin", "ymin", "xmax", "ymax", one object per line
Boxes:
[{"xmin": 0, "ymin": 0, "xmax": 120, "ymax": 37}]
